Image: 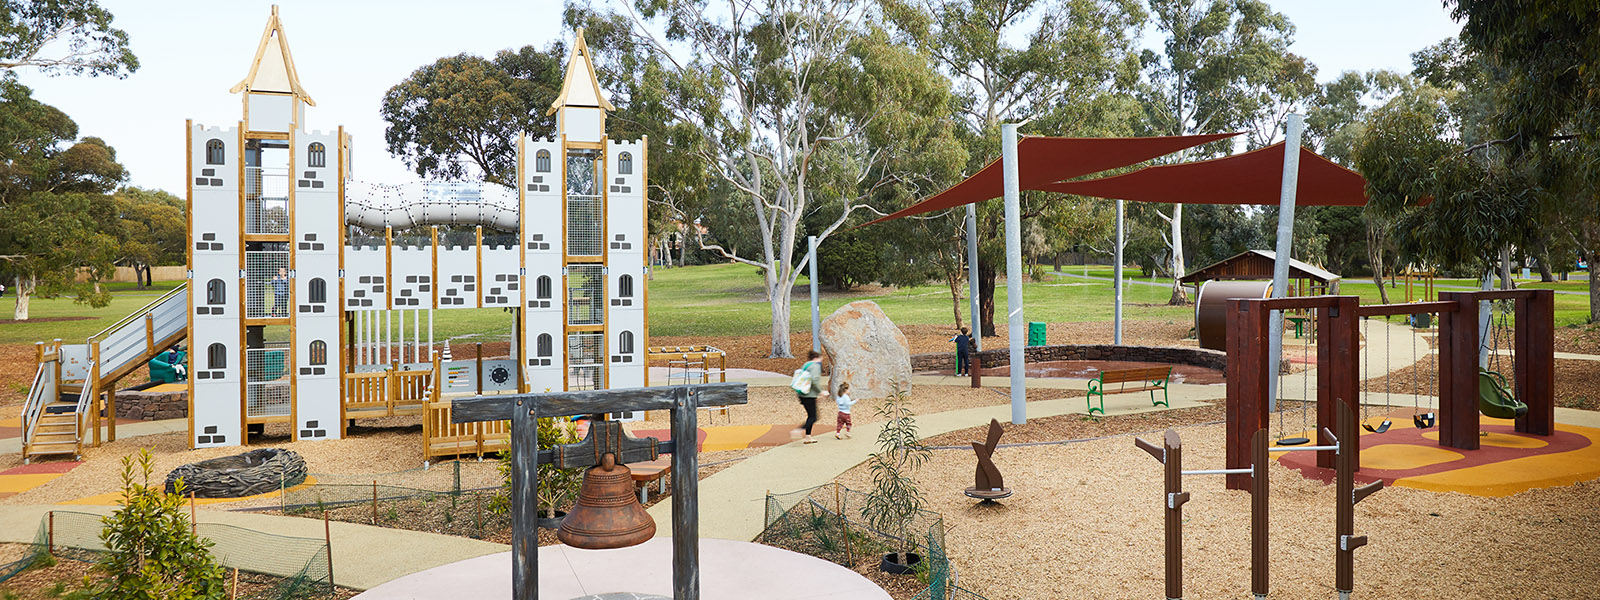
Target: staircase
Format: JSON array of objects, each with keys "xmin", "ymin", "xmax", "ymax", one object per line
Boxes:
[{"xmin": 21, "ymin": 284, "xmax": 188, "ymax": 462}]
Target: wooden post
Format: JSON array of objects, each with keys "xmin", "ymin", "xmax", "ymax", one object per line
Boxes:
[
  {"xmin": 1438, "ymin": 291, "xmax": 1480, "ymax": 449},
  {"xmin": 1316, "ymin": 297, "xmax": 1360, "ymax": 470},
  {"xmin": 1250, "ymin": 428, "xmax": 1268, "ymax": 598},
  {"xmin": 1135, "ymin": 430, "xmax": 1187, "ymax": 600},
  {"xmin": 969, "ymin": 353, "xmax": 980, "ymax": 389},
  {"xmin": 47, "ymin": 511, "xmax": 54, "ymax": 557},
  {"xmin": 231, "ymin": 568, "xmax": 239, "ymax": 600},
  {"xmin": 324, "ymin": 510, "xmax": 335, "ymax": 592},
  {"xmin": 477, "ymin": 342, "xmax": 485, "ymax": 396},
  {"xmin": 1226, "ymin": 300, "xmax": 1269, "ymax": 491},
  {"xmin": 511, "ymin": 400, "xmax": 539, "ymax": 600},
  {"xmin": 190, "ymin": 492, "xmax": 198, "ymax": 536},
  {"xmin": 671, "ymin": 386, "xmax": 700, "ymax": 600},
  {"xmin": 107, "ymin": 381, "xmax": 118, "ymax": 444},
  {"xmin": 1516, "ymin": 289, "xmax": 1555, "ymax": 436},
  {"xmin": 1337, "ymin": 399, "xmax": 1382, "ymax": 597}
]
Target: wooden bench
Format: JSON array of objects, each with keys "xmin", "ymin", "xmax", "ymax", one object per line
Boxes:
[
  {"xmin": 629, "ymin": 457, "xmax": 673, "ymax": 504},
  {"xmin": 1085, "ymin": 366, "xmax": 1173, "ymax": 415}
]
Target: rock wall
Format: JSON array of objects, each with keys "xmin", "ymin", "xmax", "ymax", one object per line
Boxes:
[
  {"xmin": 116, "ymin": 389, "xmax": 188, "ymax": 421},
  {"xmin": 819, "ymin": 300, "xmax": 912, "ymax": 399},
  {"xmin": 910, "ymin": 344, "xmax": 1227, "ymax": 373}
]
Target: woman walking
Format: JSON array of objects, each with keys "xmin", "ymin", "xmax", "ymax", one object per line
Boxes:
[{"xmin": 791, "ymin": 350, "xmax": 825, "ymax": 444}]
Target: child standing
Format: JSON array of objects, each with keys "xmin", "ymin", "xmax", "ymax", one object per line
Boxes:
[{"xmin": 834, "ymin": 382, "xmax": 857, "ymax": 439}]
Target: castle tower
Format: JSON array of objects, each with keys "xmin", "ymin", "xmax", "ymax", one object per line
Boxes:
[
  {"xmin": 521, "ymin": 29, "xmax": 647, "ymax": 395},
  {"xmin": 188, "ymin": 6, "xmax": 346, "ymax": 448}
]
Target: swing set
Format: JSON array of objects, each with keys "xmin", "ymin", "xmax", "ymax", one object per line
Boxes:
[{"xmin": 1222, "ymin": 289, "xmax": 1555, "ymax": 491}]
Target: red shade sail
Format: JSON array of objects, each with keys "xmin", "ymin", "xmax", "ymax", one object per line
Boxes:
[
  {"xmin": 1037, "ymin": 142, "xmax": 1368, "ymax": 206},
  {"xmin": 861, "ymin": 132, "xmax": 1239, "ymax": 227}
]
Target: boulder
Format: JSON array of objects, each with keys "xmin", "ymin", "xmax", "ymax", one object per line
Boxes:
[{"xmin": 819, "ymin": 300, "xmax": 911, "ymax": 399}]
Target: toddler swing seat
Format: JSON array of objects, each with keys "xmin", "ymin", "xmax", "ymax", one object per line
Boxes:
[{"xmin": 1477, "ymin": 368, "xmax": 1528, "ymax": 420}]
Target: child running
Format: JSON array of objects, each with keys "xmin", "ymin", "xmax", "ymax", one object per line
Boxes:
[{"xmin": 834, "ymin": 382, "xmax": 857, "ymax": 439}]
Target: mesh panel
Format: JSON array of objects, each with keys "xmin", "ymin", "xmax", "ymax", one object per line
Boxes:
[
  {"xmin": 568, "ymin": 332, "xmax": 603, "ymax": 390},
  {"xmin": 246, "ymin": 167, "xmax": 290, "ymax": 235},
  {"xmin": 566, "ymin": 264, "xmax": 604, "ymax": 326},
  {"xmin": 247, "ymin": 247, "xmax": 292, "ymax": 318},
  {"xmin": 247, "ymin": 344, "xmax": 291, "ymax": 418},
  {"xmin": 566, "ymin": 152, "xmax": 601, "ymax": 256}
]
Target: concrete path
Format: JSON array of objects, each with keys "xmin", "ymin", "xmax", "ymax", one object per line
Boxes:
[{"xmin": 0, "ymin": 504, "xmax": 505, "ymax": 590}]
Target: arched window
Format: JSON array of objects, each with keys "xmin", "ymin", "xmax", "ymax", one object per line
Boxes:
[
  {"xmin": 309, "ymin": 340, "xmax": 327, "ymax": 365},
  {"xmin": 536, "ymin": 334, "xmax": 553, "ymax": 357},
  {"xmin": 206, "ymin": 279, "xmax": 226, "ymax": 304},
  {"xmin": 205, "ymin": 139, "xmax": 225, "ymax": 165},
  {"xmin": 308, "ymin": 278, "xmax": 327, "ymax": 303},
  {"xmin": 307, "ymin": 142, "xmax": 326, "ymax": 168},
  {"xmin": 536, "ymin": 275, "xmax": 552, "ymax": 299},
  {"xmin": 207, "ymin": 343, "xmax": 227, "ymax": 369},
  {"xmin": 535, "ymin": 150, "xmax": 551, "ymax": 173},
  {"xmin": 618, "ymin": 274, "xmax": 634, "ymax": 298},
  {"xmin": 618, "ymin": 151, "xmax": 633, "ymax": 175},
  {"xmin": 618, "ymin": 331, "xmax": 635, "ymax": 355}
]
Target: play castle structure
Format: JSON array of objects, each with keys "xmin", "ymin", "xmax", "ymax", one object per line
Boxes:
[{"xmin": 21, "ymin": 8, "xmax": 648, "ymax": 460}]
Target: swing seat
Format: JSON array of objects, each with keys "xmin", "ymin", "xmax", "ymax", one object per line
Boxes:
[
  {"xmin": 1362, "ymin": 419, "xmax": 1392, "ymax": 434},
  {"xmin": 1413, "ymin": 412, "xmax": 1436, "ymax": 429},
  {"xmin": 1478, "ymin": 369, "xmax": 1528, "ymax": 420}
]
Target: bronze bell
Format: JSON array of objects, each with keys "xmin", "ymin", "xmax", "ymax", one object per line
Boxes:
[{"xmin": 557, "ymin": 452, "xmax": 655, "ymax": 549}]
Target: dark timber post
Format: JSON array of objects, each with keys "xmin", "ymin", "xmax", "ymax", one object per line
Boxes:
[
  {"xmin": 511, "ymin": 399, "xmax": 539, "ymax": 600},
  {"xmin": 1336, "ymin": 399, "xmax": 1383, "ymax": 599},
  {"xmin": 1516, "ymin": 289, "xmax": 1555, "ymax": 436},
  {"xmin": 1316, "ymin": 296, "xmax": 1360, "ymax": 469},
  {"xmin": 1135, "ymin": 430, "xmax": 1187, "ymax": 600},
  {"xmin": 671, "ymin": 386, "xmax": 699, "ymax": 598},
  {"xmin": 1437, "ymin": 291, "xmax": 1480, "ymax": 449},
  {"xmin": 1250, "ymin": 428, "xmax": 1268, "ymax": 599},
  {"xmin": 1226, "ymin": 300, "xmax": 1269, "ymax": 491}
]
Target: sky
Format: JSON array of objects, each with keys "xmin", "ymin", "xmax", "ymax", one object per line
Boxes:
[{"xmin": 13, "ymin": 0, "xmax": 1464, "ymax": 196}]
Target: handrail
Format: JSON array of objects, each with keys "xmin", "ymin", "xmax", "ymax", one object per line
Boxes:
[
  {"xmin": 21, "ymin": 363, "xmax": 48, "ymax": 449},
  {"xmin": 73, "ymin": 361, "xmax": 96, "ymax": 444},
  {"xmin": 87, "ymin": 283, "xmax": 188, "ymax": 344}
]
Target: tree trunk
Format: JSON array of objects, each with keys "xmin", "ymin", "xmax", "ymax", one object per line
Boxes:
[
  {"xmin": 946, "ymin": 267, "xmax": 963, "ymax": 329},
  {"xmin": 768, "ymin": 277, "xmax": 794, "ymax": 359},
  {"xmin": 1366, "ymin": 220, "xmax": 1389, "ymax": 304},
  {"xmin": 1588, "ymin": 250, "xmax": 1599, "ymax": 324},
  {"xmin": 978, "ymin": 259, "xmax": 997, "ymax": 338},
  {"xmin": 1052, "ymin": 252, "xmax": 1062, "ymax": 272},
  {"xmin": 13, "ymin": 275, "xmax": 34, "ymax": 321},
  {"xmin": 1167, "ymin": 204, "xmax": 1188, "ymax": 305},
  {"xmin": 1498, "ymin": 246, "xmax": 1515, "ymax": 290}
]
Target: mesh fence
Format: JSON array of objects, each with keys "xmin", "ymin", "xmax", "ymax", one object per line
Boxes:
[
  {"xmin": 4, "ymin": 510, "xmax": 334, "ymax": 600},
  {"xmin": 245, "ymin": 167, "xmax": 290, "ymax": 235},
  {"xmin": 762, "ymin": 483, "xmax": 987, "ymax": 600},
  {"xmin": 275, "ymin": 460, "xmax": 509, "ymax": 541}
]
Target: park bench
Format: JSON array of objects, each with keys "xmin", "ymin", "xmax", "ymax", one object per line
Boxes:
[
  {"xmin": 630, "ymin": 457, "xmax": 673, "ymax": 503},
  {"xmin": 1085, "ymin": 366, "xmax": 1173, "ymax": 415}
]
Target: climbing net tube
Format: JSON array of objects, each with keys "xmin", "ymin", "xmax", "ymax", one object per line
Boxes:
[{"xmin": 343, "ymin": 180, "xmax": 521, "ymax": 231}]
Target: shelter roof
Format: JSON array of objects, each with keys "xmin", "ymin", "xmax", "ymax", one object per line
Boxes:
[
  {"xmin": 230, "ymin": 5, "xmax": 315, "ymax": 106},
  {"xmin": 859, "ymin": 133, "xmax": 1238, "ymax": 227},
  {"xmin": 1038, "ymin": 142, "xmax": 1366, "ymax": 206},
  {"xmin": 1179, "ymin": 249, "xmax": 1341, "ymax": 285},
  {"xmin": 548, "ymin": 28, "xmax": 615, "ymax": 115}
]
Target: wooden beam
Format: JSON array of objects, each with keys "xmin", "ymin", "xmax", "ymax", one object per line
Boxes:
[
  {"xmin": 452, "ymin": 382, "xmax": 748, "ymax": 424},
  {"xmin": 1353, "ymin": 301, "xmax": 1459, "ymax": 317},
  {"xmin": 1438, "ymin": 291, "xmax": 1480, "ymax": 449},
  {"xmin": 671, "ymin": 386, "xmax": 700, "ymax": 599},
  {"xmin": 510, "ymin": 404, "xmax": 538, "ymax": 600}
]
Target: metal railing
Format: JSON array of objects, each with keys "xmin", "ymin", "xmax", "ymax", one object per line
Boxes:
[
  {"xmin": 246, "ymin": 167, "xmax": 290, "ymax": 235},
  {"xmin": 86, "ymin": 283, "xmax": 187, "ymax": 345},
  {"xmin": 72, "ymin": 362, "xmax": 95, "ymax": 447},
  {"xmin": 21, "ymin": 363, "xmax": 50, "ymax": 453}
]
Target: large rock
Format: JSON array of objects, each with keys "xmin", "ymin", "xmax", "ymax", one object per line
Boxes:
[{"xmin": 819, "ymin": 300, "xmax": 911, "ymax": 400}]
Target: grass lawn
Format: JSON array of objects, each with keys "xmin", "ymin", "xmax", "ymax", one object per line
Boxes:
[{"xmin": 0, "ymin": 264, "xmax": 1589, "ymax": 346}]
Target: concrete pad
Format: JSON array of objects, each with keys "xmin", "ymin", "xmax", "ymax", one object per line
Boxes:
[{"xmin": 352, "ymin": 539, "xmax": 889, "ymax": 600}]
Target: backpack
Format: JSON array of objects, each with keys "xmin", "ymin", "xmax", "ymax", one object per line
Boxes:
[{"xmin": 790, "ymin": 361, "xmax": 815, "ymax": 394}]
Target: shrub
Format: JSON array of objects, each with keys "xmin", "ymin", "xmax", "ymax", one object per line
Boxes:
[
  {"xmin": 491, "ymin": 417, "xmax": 584, "ymax": 517},
  {"xmin": 860, "ymin": 384, "xmax": 931, "ymax": 564},
  {"xmin": 79, "ymin": 449, "xmax": 226, "ymax": 600}
]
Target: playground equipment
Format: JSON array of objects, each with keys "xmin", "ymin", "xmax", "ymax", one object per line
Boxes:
[
  {"xmin": 1223, "ymin": 290, "xmax": 1555, "ymax": 489},
  {"xmin": 1193, "ymin": 280, "xmax": 1271, "ymax": 351},
  {"xmin": 22, "ymin": 8, "xmax": 650, "ymax": 460},
  {"xmin": 148, "ymin": 348, "xmax": 188, "ymax": 384},
  {"xmin": 1137, "ymin": 400, "xmax": 1382, "ymax": 600}
]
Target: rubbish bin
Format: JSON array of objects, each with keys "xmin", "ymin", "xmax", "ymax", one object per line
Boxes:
[{"xmin": 1027, "ymin": 322, "xmax": 1048, "ymax": 347}]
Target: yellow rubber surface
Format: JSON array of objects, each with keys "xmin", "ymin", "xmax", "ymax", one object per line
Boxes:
[{"xmin": 1360, "ymin": 444, "xmax": 1465, "ymax": 470}]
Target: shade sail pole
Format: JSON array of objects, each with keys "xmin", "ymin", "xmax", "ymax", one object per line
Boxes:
[
  {"xmin": 1114, "ymin": 198, "xmax": 1125, "ymax": 345},
  {"xmin": 808, "ymin": 235, "xmax": 820, "ymax": 353},
  {"xmin": 1002, "ymin": 123, "xmax": 1025, "ymax": 425},
  {"xmin": 1267, "ymin": 113, "xmax": 1305, "ymax": 411},
  {"xmin": 967, "ymin": 204, "xmax": 982, "ymax": 352}
]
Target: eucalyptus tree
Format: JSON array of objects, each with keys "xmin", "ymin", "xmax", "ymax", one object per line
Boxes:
[
  {"xmin": 0, "ymin": 0, "xmax": 137, "ymax": 77},
  {"xmin": 569, "ymin": 0, "xmax": 965, "ymax": 357},
  {"xmin": 1139, "ymin": 0, "xmax": 1295, "ymax": 304},
  {"xmin": 881, "ymin": 0, "xmax": 1146, "ymax": 335}
]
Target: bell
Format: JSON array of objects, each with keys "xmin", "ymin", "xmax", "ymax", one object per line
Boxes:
[{"xmin": 557, "ymin": 452, "xmax": 656, "ymax": 549}]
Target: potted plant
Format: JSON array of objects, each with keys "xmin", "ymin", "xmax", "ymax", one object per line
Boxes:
[{"xmin": 860, "ymin": 384, "xmax": 931, "ymax": 574}]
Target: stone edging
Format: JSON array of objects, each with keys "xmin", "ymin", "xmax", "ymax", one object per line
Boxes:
[{"xmin": 910, "ymin": 344, "xmax": 1226, "ymax": 372}]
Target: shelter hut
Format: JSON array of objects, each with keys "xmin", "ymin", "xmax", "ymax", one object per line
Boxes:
[{"xmin": 1184, "ymin": 250, "xmax": 1341, "ymax": 350}]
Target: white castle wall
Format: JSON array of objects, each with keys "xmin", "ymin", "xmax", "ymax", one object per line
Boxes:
[
  {"xmin": 523, "ymin": 136, "xmax": 564, "ymax": 392},
  {"xmin": 605, "ymin": 138, "xmax": 646, "ymax": 388},
  {"xmin": 189, "ymin": 123, "xmax": 243, "ymax": 448},
  {"xmin": 292, "ymin": 130, "xmax": 342, "ymax": 440}
]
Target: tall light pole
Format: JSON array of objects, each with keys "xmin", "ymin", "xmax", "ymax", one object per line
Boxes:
[{"xmin": 967, "ymin": 204, "xmax": 982, "ymax": 351}]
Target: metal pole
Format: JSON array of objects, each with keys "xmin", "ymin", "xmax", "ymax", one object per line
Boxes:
[
  {"xmin": 1114, "ymin": 198, "xmax": 1125, "ymax": 345},
  {"xmin": 1266, "ymin": 113, "xmax": 1305, "ymax": 412},
  {"xmin": 808, "ymin": 235, "xmax": 820, "ymax": 353},
  {"xmin": 1479, "ymin": 272, "xmax": 1492, "ymax": 367},
  {"xmin": 966, "ymin": 204, "xmax": 982, "ymax": 352},
  {"xmin": 1001, "ymin": 123, "xmax": 1026, "ymax": 425}
]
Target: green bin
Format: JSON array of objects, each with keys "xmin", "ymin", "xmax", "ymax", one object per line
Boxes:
[{"xmin": 1027, "ymin": 322, "xmax": 1048, "ymax": 347}]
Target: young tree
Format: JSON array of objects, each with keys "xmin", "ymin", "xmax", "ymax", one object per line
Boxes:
[
  {"xmin": 572, "ymin": 0, "xmax": 964, "ymax": 357},
  {"xmin": 0, "ymin": 0, "xmax": 138, "ymax": 77},
  {"xmin": 881, "ymin": 0, "xmax": 1146, "ymax": 335},
  {"xmin": 84, "ymin": 449, "xmax": 227, "ymax": 600},
  {"xmin": 1140, "ymin": 0, "xmax": 1295, "ymax": 304}
]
